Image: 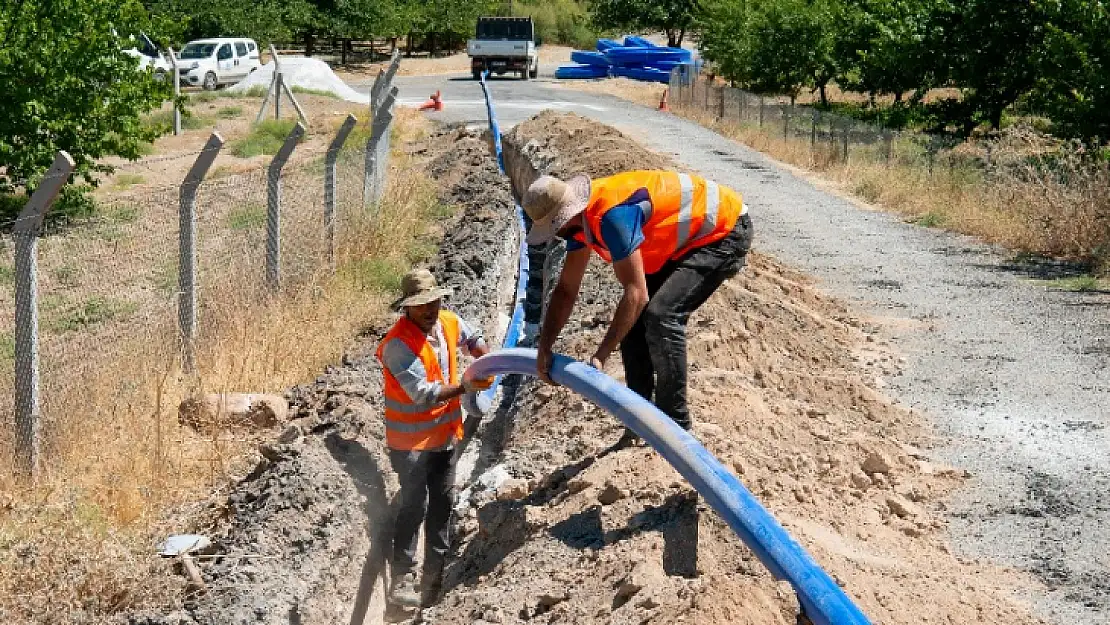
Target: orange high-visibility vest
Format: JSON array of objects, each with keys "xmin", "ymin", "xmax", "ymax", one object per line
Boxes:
[
  {"xmin": 573, "ymin": 170, "xmax": 745, "ymax": 274},
  {"xmin": 375, "ymin": 310, "xmax": 464, "ymax": 451}
]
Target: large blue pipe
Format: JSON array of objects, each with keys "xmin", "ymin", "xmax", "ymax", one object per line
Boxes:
[{"xmin": 463, "ymin": 348, "xmax": 872, "ymax": 625}]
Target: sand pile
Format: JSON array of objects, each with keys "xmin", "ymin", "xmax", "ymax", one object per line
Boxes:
[{"xmin": 229, "ymin": 57, "xmax": 369, "ymax": 104}]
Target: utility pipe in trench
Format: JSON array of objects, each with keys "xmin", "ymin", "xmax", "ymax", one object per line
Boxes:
[{"xmin": 463, "ymin": 348, "xmax": 872, "ymax": 625}]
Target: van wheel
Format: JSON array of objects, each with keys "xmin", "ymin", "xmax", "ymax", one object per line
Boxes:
[
  {"xmin": 202, "ymin": 72, "xmax": 218, "ymax": 91},
  {"xmin": 472, "ymin": 69, "xmax": 482, "ymax": 80},
  {"xmin": 529, "ymin": 65, "xmax": 538, "ymax": 79}
]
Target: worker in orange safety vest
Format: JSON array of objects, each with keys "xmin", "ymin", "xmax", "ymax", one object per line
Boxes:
[
  {"xmin": 376, "ymin": 268, "xmax": 493, "ymax": 608},
  {"xmin": 524, "ymin": 170, "xmax": 753, "ymax": 441}
]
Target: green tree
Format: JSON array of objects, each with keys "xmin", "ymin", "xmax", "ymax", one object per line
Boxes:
[
  {"xmin": 0, "ymin": 0, "xmax": 171, "ymax": 194},
  {"xmin": 589, "ymin": 0, "xmax": 702, "ymax": 47},
  {"xmin": 700, "ymin": 0, "xmax": 839, "ymax": 104},
  {"xmin": 934, "ymin": 0, "xmax": 1052, "ymax": 133},
  {"xmin": 837, "ymin": 0, "xmax": 943, "ymax": 104},
  {"xmin": 148, "ymin": 0, "xmax": 317, "ymax": 46},
  {"xmin": 1031, "ymin": 0, "xmax": 1110, "ymax": 141}
]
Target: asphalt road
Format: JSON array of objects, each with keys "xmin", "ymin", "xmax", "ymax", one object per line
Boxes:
[{"xmin": 365, "ymin": 70, "xmax": 1110, "ymax": 625}]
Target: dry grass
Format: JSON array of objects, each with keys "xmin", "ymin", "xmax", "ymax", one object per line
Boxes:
[
  {"xmin": 661, "ymin": 93, "xmax": 1110, "ymax": 273},
  {"xmin": 0, "ymin": 109, "xmax": 444, "ymax": 623}
]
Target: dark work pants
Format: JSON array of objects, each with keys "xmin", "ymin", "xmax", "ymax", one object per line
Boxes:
[
  {"xmin": 389, "ymin": 448, "xmax": 456, "ymax": 581},
  {"xmin": 620, "ymin": 213, "xmax": 754, "ymax": 429}
]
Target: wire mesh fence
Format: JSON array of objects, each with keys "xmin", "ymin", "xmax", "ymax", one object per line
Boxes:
[
  {"xmin": 1, "ymin": 58, "xmax": 401, "ymax": 481},
  {"xmin": 670, "ymin": 69, "xmax": 967, "ymax": 173}
]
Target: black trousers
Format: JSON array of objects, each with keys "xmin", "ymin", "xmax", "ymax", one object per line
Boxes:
[
  {"xmin": 389, "ymin": 448, "xmax": 456, "ymax": 580},
  {"xmin": 620, "ymin": 213, "xmax": 754, "ymax": 428}
]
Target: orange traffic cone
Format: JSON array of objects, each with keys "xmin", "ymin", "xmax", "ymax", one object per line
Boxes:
[
  {"xmin": 659, "ymin": 88, "xmax": 670, "ymax": 112},
  {"xmin": 419, "ymin": 90, "xmax": 444, "ymax": 112}
]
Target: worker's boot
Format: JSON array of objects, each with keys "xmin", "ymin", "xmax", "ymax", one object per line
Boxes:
[
  {"xmin": 389, "ymin": 572, "xmax": 421, "ymax": 608},
  {"xmin": 421, "ymin": 565, "xmax": 445, "ymax": 607}
]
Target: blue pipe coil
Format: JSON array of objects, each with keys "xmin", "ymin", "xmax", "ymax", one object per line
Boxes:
[
  {"xmin": 622, "ymin": 35, "xmax": 658, "ymax": 48},
  {"xmin": 570, "ymin": 50, "xmax": 611, "ymax": 68},
  {"xmin": 463, "ymin": 348, "xmax": 873, "ymax": 625}
]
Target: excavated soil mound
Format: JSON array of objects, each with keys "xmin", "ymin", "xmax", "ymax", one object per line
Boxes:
[{"xmin": 423, "ymin": 112, "xmax": 1045, "ymax": 625}]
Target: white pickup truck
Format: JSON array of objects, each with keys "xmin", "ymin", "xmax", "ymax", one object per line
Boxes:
[{"xmin": 467, "ymin": 16, "xmax": 539, "ymax": 81}]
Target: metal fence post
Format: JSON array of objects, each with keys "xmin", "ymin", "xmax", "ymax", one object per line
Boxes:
[
  {"xmin": 718, "ymin": 87, "xmax": 726, "ymax": 120},
  {"xmin": 266, "ymin": 122, "xmax": 306, "ymax": 291},
  {"xmin": 784, "ymin": 104, "xmax": 790, "ymax": 140},
  {"xmin": 842, "ymin": 120, "xmax": 850, "ymax": 162},
  {"xmin": 759, "ymin": 97, "xmax": 765, "ymax": 128},
  {"xmin": 325, "ymin": 114, "xmax": 358, "ymax": 273},
  {"xmin": 811, "ymin": 109, "xmax": 818, "ymax": 149},
  {"xmin": 168, "ymin": 47, "xmax": 181, "ymax": 136},
  {"xmin": 179, "ymin": 133, "xmax": 224, "ymax": 374},
  {"xmin": 274, "ymin": 71, "xmax": 283, "ymax": 120},
  {"xmin": 13, "ymin": 151, "xmax": 75, "ymax": 481},
  {"xmin": 366, "ymin": 87, "xmax": 397, "ymax": 207},
  {"xmin": 884, "ymin": 131, "xmax": 894, "ymax": 164}
]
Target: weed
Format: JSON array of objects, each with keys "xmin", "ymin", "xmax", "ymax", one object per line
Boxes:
[
  {"xmin": 235, "ymin": 85, "xmax": 269, "ymax": 98},
  {"xmin": 52, "ymin": 264, "xmax": 81, "ymax": 287},
  {"xmin": 340, "ymin": 256, "xmax": 407, "ymax": 292},
  {"xmin": 0, "ymin": 332, "xmax": 13, "ymax": 362},
  {"xmin": 0, "ymin": 262, "xmax": 13, "ymax": 287},
  {"xmin": 142, "ymin": 109, "xmax": 211, "ymax": 132},
  {"xmin": 291, "ymin": 86, "xmax": 339, "ymax": 99},
  {"xmin": 217, "ymin": 105, "xmax": 244, "ymax": 119},
  {"xmin": 227, "ymin": 204, "xmax": 267, "ymax": 230},
  {"xmin": 189, "ymin": 91, "xmax": 218, "ymax": 104},
  {"xmin": 231, "ymin": 119, "xmax": 304, "ymax": 158},
  {"xmin": 45, "ymin": 296, "xmax": 139, "ymax": 333},
  {"xmin": 107, "ymin": 204, "xmax": 142, "ymax": 224},
  {"xmin": 915, "ymin": 212, "xmax": 946, "ymax": 228},
  {"xmin": 112, "ymin": 174, "xmax": 146, "ymax": 190},
  {"xmin": 1041, "ymin": 275, "xmax": 1104, "ymax": 292},
  {"xmin": 150, "ymin": 260, "xmax": 179, "ymax": 294}
]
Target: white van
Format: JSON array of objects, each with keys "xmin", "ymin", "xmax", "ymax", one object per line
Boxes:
[
  {"xmin": 177, "ymin": 38, "xmax": 262, "ymax": 90},
  {"xmin": 122, "ymin": 32, "xmax": 173, "ymax": 77}
]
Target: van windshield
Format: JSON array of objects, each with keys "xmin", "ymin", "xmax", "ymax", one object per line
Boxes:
[{"xmin": 179, "ymin": 43, "xmax": 217, "ymax": 59}]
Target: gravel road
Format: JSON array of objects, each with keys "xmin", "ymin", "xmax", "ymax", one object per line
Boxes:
[{"xmin": 382, "ymin": 70, "xmax": 1110, "ymax": 625}]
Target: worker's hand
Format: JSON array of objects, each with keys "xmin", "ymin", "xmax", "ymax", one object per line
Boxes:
[
  {"xmin": 589, "ymin": 348, "xmax": 610, "ymax": 372},
  {"xmin": 536, "ymin": 345, "xmax": 557, "ymax": 385},
  {"xmin": 464, "ymin": 376, "xmax": 495, "ymax": 393}
]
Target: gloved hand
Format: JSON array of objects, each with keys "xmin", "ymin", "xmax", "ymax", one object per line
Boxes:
[{"xmin": 463, "ymin": 376, "xmax": 495, "ymax": 393}]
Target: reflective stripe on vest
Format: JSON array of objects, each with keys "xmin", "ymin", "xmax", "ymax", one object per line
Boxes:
[
  {"xmin": 576, "ymin": 170, "xmax": 744, "ymax": 274},
  {"xmin": 375, "ymin": 310, "xmax": 465, "ymax": 451}
]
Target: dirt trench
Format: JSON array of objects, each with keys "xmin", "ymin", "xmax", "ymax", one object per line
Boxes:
[
  {"xmin": 125, "ymin": 126, "xmax": 519, "ymax": 625},
  {"xmin": 129, "ymin": 113, "xmax": 1046, "ymax": 625}
]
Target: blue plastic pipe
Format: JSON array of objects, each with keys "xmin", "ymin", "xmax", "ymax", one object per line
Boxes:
[{"xmin": 463, "ymin": 349, "xmax": 873, "ymax": 625}]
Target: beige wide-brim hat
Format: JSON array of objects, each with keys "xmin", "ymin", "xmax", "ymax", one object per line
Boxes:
[
  {"xmin": 392, "ymin": 268, "xmax": 454, "ymax": 310},
  {"xmin": 522, "ymin": 174, "xmax": 592, "ymax": 245}
]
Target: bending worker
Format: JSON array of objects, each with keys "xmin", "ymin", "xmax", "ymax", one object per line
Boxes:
[
  {"xmin": 525, "ymin": 170, "xmax": 753, "ymax": 434},
  {"xmin": 376, "ymin": 268, "xmax": 493, "ymax": 607}
]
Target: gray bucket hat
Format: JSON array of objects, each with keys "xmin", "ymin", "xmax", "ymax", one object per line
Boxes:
[
  {"xmin": 392, "ymin": 268, "xmax": 453, "ymax": 310},
  {"xmin": 522, "ymin": 174, "xmax": 591, "ymax": 245}
]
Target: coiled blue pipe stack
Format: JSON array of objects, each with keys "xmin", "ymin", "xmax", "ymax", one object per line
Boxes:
[{"xmin": 555, "ymin": 36, "xmax": 696, "ymax": 83}]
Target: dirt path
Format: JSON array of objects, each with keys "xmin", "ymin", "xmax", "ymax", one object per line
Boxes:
[{"xmin": 392, "ymin": 73, "xmax": 1110, "ymax": 625}]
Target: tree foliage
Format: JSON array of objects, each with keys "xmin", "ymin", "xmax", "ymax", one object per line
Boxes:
[
  {"xmin": 0, "ymin": 0, "xmax": 171, "ymax": 192},
  {"xmin": 698, "ymin": 0, "xmax": 1110, "ymax": 140},
  {"xmin": 590, "ymin": 0, "xmax": 701, "ymax": 46}
]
